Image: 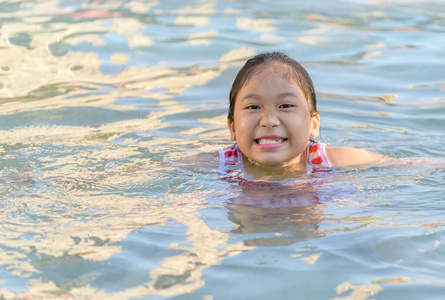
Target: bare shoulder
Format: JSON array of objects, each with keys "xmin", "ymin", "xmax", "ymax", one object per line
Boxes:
[{"xmin": 325, "ymin": 146, "xmax": 389, "ymax": 168}]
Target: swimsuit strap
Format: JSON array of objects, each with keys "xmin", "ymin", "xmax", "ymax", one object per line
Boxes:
[
  {"xmin": 218, "ymin": 144, "xmax": 243, "ymax": 169},
  {"xmin": 306, "ymin": 140, "xmax": 331, "ymax": 168}
]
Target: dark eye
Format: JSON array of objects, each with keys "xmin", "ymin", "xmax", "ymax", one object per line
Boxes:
[
  {"xmin": 280, "ymin": 104, "xmax": 294, "ymax": 109},
  {"xmin": 246, "ymin": 105, "xmax": 260, "ymax": 110}
]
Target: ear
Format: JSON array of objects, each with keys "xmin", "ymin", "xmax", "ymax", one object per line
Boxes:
[
  {"xmin": 227, "ymin": 119, "xmax": 236, "ymax": 141},
  {"xmin": 309, "ymin": 113, "xmax": 320, "ymax": 138}
]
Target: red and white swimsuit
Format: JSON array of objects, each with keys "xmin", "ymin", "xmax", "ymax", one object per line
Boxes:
[
  {"xmin": 218, "ymin": 140, "xmax": 330, "ymax": 175},
  {"xmin": 217, "ymin": 141, "xmax": 338, "ymax": 208},
  {"xmin": 215, "ymin": 142, "xmax": 368, "ymax": 209}
]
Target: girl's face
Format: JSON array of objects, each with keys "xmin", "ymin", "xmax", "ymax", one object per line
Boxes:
[{"xmin": 228, "ymin": 62, "xmax": 320, "ymax": 168}]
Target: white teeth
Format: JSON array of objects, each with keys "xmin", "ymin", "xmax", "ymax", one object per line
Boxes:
[{"xmin": 257, "ymin": 139, "xmax": 284, "ymax": 145}]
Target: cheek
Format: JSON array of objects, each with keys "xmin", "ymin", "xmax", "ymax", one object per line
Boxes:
[
  {"xmin": 244, "ymin": 117, "xmax": 257, "ymax": 127},
  {"xmin": 234, "ymin": 111, "xmax": 250, "ymax": 128},
  {"xmin": 289, "ymin": 115, "xmax": 311, "ymax": 134},
  {"xmin": 238, "ymin": 117, "xmax": 258, "ymax": 135}
]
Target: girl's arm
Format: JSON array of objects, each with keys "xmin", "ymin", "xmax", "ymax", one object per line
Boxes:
[{"xmin": 326, "ymin": 147, "xmax": 389, "ymax": 168}]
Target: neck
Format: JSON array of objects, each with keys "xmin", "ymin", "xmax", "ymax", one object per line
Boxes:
[
  {"xmin": 242, "ymin": 155, "xmax": 307, "ymax": 180},
  {"xmin": 247, "ymin": 157, "xmax": 290, "ymax": 168}
]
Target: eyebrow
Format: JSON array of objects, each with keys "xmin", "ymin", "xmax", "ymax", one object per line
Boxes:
[{"xmin": 241, "ymin": 92, "xmax": 299, "ymax": 101}]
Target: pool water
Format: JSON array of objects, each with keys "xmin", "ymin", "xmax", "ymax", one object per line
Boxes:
[{"xmin": 1, "ymin": 0, "xmax": 444, "ymax": 299}]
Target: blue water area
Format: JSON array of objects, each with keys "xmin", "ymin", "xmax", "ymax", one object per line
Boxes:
[{"xmin": 0, "ymin": 0, "xmax": 444, "ymax": 299}]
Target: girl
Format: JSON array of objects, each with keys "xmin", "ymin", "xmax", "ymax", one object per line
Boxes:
[{"xmin": 219, "ymin": 51, "xmax": 388, "ymax": 181}]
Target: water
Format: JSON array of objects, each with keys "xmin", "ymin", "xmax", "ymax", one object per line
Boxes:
[{"xmin": 1, "ymin": 0, "xmax": 444, "ymax": 299}]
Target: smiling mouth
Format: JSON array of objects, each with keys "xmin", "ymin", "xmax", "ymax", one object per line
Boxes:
[{"xmin": 255, "ymin": 138, "xmax": 287, "ymax": 145}]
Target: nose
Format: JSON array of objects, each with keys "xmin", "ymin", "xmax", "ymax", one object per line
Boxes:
[{"xmin": 260, "ymin": 109, "xmax": 280, "ymax": 128}]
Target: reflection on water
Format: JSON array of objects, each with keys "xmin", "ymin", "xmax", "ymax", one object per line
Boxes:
[
  {"xmin": 1, "ymin": 0, "xmax": 444, "ymax": 299},
  {"xmin": 228, "ymin": 204, "xmax": 326, "ymax": 247}
]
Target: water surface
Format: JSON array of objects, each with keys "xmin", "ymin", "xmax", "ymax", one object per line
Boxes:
[{"xmin": 0, "ymin": 0, "xmax": 444, "ymax": 299}]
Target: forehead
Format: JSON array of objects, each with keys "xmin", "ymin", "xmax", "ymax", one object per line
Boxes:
[{"xmin": 240, "ymin": 62, "xmax": 303, "ymax": 95}]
